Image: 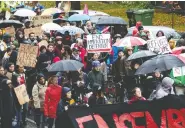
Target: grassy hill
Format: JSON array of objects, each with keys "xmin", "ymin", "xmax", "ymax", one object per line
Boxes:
[{"xmin": 40, "ymin": 1, "xmax": 185, "ymax": 32}]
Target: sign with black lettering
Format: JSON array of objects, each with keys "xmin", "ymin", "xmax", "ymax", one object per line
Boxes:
[
  {"xmin": 147, "ymin": 36, "xmax": 171, "ymax": 54},
  {"xmin": 16, "ymin": 44, "xmax": 38, "ymax": 67},
  {"xmin": 29, "ymin": 15, "xmax": 53, "ymax": 26},
  {"xmin": 87, "ymin": 34, "xmax": 111, "ymax": 53}
]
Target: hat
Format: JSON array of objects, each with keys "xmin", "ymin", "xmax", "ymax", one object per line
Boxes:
[
  {"xmin": 72, "ymin": 47, "xmax": 79, "ymax": 52},
  {"xmin": 138, "ymin": 26, "xmax": 144, "ymax": 31},
  {"xmin": 62, "ymin": 87, "xmax": 71, "ymax": 97},
  {"xmin": 114, "ymin": 34, "xmax": 121, "ymax": 38},
  {"xmin": 92, "ymin": 61, "xmax": 100, "ymax": 67},
  {"xmin": 162, "ymin": 77, "xmax": 174, "ymax": 89},
  {"xmin": 53, "ymin": 57, "xmax": 60, "ymax": 63},
  {"xmin": 37, "ymin": 73, "xmax": 45, "ymax": 81},
  {"xmin": 3, "ymin": 33, "xmax": 11, "ymax": 39}
]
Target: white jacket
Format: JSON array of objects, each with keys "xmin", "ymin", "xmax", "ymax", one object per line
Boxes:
[{"xmin": 32, "ymin": 82, "xmax": 47, "ymax": 108}]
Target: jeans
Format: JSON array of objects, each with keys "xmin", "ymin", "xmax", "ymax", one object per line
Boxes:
[
  {"xmin": 15, "ymin": 102, "xmax": 28, "ymax": 128},
  {"xmin": 47, "ymin": 118, "xmax": 55, "ymax": 128},
  {"xmin": 34, "ymin": 109, "xmax": 46, "ymax": 128}
]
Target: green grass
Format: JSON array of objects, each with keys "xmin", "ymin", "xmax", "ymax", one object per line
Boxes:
[{"xmin": 39, "ymin": 1, "xmax": 185, "ymax": 32}]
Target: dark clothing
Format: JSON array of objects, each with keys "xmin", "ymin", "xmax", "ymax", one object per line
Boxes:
[
  {"xmin": 85, "ymin": 53, "xmax": 109, "ymax": 73},
  {"xmin": 0, "ymin": 76, "xmax": 14, "ymax": 128},
  {"xmin": 112, "ymin": 56, "xmax": 126, "ymax": 82},
  {"xmin": 87, "ymin": 70, "xmax": 104, "ymax": 90},
  {"xmin": 37, "ymin": 51, "xmax": 55, "ymax": 71}
]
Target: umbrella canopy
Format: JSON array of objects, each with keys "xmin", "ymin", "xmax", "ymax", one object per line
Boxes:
[
  {"xmin": 68, "ymin": 14, "xmax": 90, "ymax": 22},
  {"xmin": 41, "ymin": 8, "xmax": 63, "ymax": 16},
  {"xmin": 48, "ymin": 60, "xmax": 84, "ymax": 72},
  {"xmin": 14, "ymin": 8, "xmax": 36, "ymax": 17},
  {"xmin": 135, "ymin": 54, "xmax": 185, "ymax": 75},
  {"xmin": 70, "ymin": 10, "xmax": 109, "ymax": 16},
  {"xmin": 0, "ymin": 20, "xmax": 23, "ymax": 28},
  {"xmin": 57, "ymin": 26, "xmax": 85, "ymax": 35},
  {"xmin": 113, "ymin": 36, "xmax": 147, "ymax": 47},
  {"xmin": 41, "ymin": 23, "xmax": 62, "ymax": 33},
  {"xmin": 96, "ymin": 16, "xmax": 127, "ymax": 25},
  {"xmin": 127, "ymin": 50, "xmax": 157, "ymax": 61},
  {"xmin": 171, "ymin": 46, "xmax": 185, "ymax": 55},
  {"xmin": 90, "ymin": 15, "xmax": 107, "ymax": 24}
]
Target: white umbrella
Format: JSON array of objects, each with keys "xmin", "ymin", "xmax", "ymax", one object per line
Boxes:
[
  {"xmin": 41, "ymin": 23, "xmax": 62, "ymax": 33},
  {"xmin": 57, "ymin": 26, "xmax": 85, "ymax": 35},
  {"xmin": 14, "ymin": 8, "xmax": 36, "ymax": 17}
]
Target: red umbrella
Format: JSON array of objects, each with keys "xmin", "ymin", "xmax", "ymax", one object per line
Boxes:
[
  {"xmin": 171, "ymin": 46, "xmax": 185, "ymax": 55},
  {"xmin": 113, "ymin": 36, "xmax": 147, "ymax": 47}
]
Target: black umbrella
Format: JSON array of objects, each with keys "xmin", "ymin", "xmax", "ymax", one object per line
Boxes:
[
  {"xmin": 135, "ymin": 54, "xmax": 185, "ymax": 75},
  {"xmin": 127, "ymin": 50, "xmax": 157, "ymax": 61},
  {"xmin": 0, "ymin": 20, "xmax": 23, "ymax": 28},
  {"xmin": 96, "ymin": 16, "xmax": 127, "ymax": 25},
  {"xmin": 47, "ymin": 60, "xmax": 84, "ymax": 72}
]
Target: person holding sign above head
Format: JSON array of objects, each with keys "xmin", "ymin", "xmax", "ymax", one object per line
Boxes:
[{"xmin": 156, "ymin": 30, "xmax": 165, "ymax": 37}]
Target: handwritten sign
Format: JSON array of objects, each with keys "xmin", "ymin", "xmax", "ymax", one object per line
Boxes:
[
  {"xmin": 14, "ymin": 84, "xmax": 29, "ymax": 105},
  {"xmin": 87, "ymin": 34, "xmax": 111, "ymax": 53},
  {"xmin": 24, "ymin": 26, "xmax": 43, "ymax": 38},
  {"xmin": 29, "ymin": 15, "xmax": 53, "ymax": 26},
  {"xmin": 16, "ymin": 44, "xmax": 38, "ymax": 67},
  {"xmin": 5, "ymin": 27, "xmax": 15, "ymax": 36},
  {"xmin": 147, "ymin": 36, "xmax": 171, "ymax": 54},
  {"xmin": 38, "ymin": 40, "xmax": 48, "ymax": 48}
]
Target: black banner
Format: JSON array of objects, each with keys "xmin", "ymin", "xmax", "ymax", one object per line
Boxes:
[{"xmin": 59, "ymin": 95, "xmax": 185, "ymax": 128}]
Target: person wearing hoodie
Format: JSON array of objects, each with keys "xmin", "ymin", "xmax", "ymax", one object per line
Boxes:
[
  {"xmin": 87, "ymin": 61, "xmax": 104, "ymax": 91},
  {"xmin": 155, "ymin": 77, "xmax": 175, "ymax": 99},
  {"xmin": 55, "ymin": 87, "xmax": 75, "ymax": 128},
  {"xmin": 44, "ymin": 75, "xmax": 62, "ymax": 128},
  {"xmin": 5, "ymin": 62, "xmax": 15, "ymax": 80},
  {"xmin": 1, "ymin": 47, "xmax": 12, "ymax": 68},
  {"xmin": 32, "ymin": 74, "xmax": 47, "ymax": 128}
]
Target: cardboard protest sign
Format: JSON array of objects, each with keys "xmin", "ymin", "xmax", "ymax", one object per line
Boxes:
[
  {"xmin": 5, "ymin": 27, "xmax": 15, "ymax": 36},
  {"xmin": 24, "ymin": 27, "xmax": 43, "ymax": 38},
  {"xmin": 16, "ymin": 44, "xmax": 38, "ymax": 67},
  {"xmin": 38, "ymin": 40, "xmax": 48, "ymax": 48},
  {"xmin": 14, "ymin": 84, "xmax": 29, "ymax": 105},
  {"xmin": 87, "ymin": 34, "xmax": 111, "ymax": 53},
  {"xmin": 147, "ymin": 36, "xmax": 171, "ymax": 54},
  {"xmin": 29, "ymin": 15, "xmax": 53, "ymax": 26}
]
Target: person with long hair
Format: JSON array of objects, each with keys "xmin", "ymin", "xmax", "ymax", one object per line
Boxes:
[
  {"xmin": 128, "ymin": 87, "xmax": 146, "ymax": 104},
  {"xmin": 44, "ymin": 75, "xmax": 62, "ymax": 128}
]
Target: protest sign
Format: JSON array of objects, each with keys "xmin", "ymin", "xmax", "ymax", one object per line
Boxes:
[
  {"xmin": 24, "ymin": 26, "xmax": 43, "ymax": 38},
  {"xmin": 173, "ymin": 66, "xmax": 185, "ymax": 77},
  {"xmin": 5, "ymin": 27, "xmax": 15, "ymax": 36},
  {"xmin": 16, "ymin": 44, "xmax": 38, "ymax": 67},
  {"xmin": 38, "ymin": 40, "xmax": 48, "ymax": 48},
  {"xmin": 29, "ymin": 15, "xmax": 53, "ymax": 26},
  {"xmin": 87, "ymin": 34, "xmax": 111, "ymax": 53},
  {"xmin": 147, "ymin": 36, "xmax": 171, "ymax": 54},
  {"xmin": 59, "ymin": 95, "xmax": 185, "ymax": 128},
  {"xmin": 14, "ymin": 84, "xmax": 29, "ymax": 105}
]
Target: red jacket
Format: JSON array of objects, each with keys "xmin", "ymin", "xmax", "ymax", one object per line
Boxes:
[
  {"xmin": 128, "ymin": 96, "xmax": 146, "ymax": 104},
  {"xmin": 74, "ymin": 44, "xmax": 87, "ymax": 68},
  {"xmin": 44, "ymin": 85, "xmax": 62, "ymax": 118}
]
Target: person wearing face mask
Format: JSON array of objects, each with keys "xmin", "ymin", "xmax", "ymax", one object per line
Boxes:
[
  {"xmin": 28, "ymin": 32, "xmax": 38, "ymax": 46},
  {"xmin": 87, "ymin": 61, "xmax": 104, "ymax": 91}
]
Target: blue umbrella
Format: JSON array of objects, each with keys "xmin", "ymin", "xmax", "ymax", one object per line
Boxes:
[{"xmin": 68, "ymin": 14, "xmax": 90, "ymax": 22}]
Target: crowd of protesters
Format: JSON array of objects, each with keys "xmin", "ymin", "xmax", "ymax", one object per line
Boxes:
[{"xmin": 0, "ymin": 2, "xmax": 185, "ymax": 128}]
